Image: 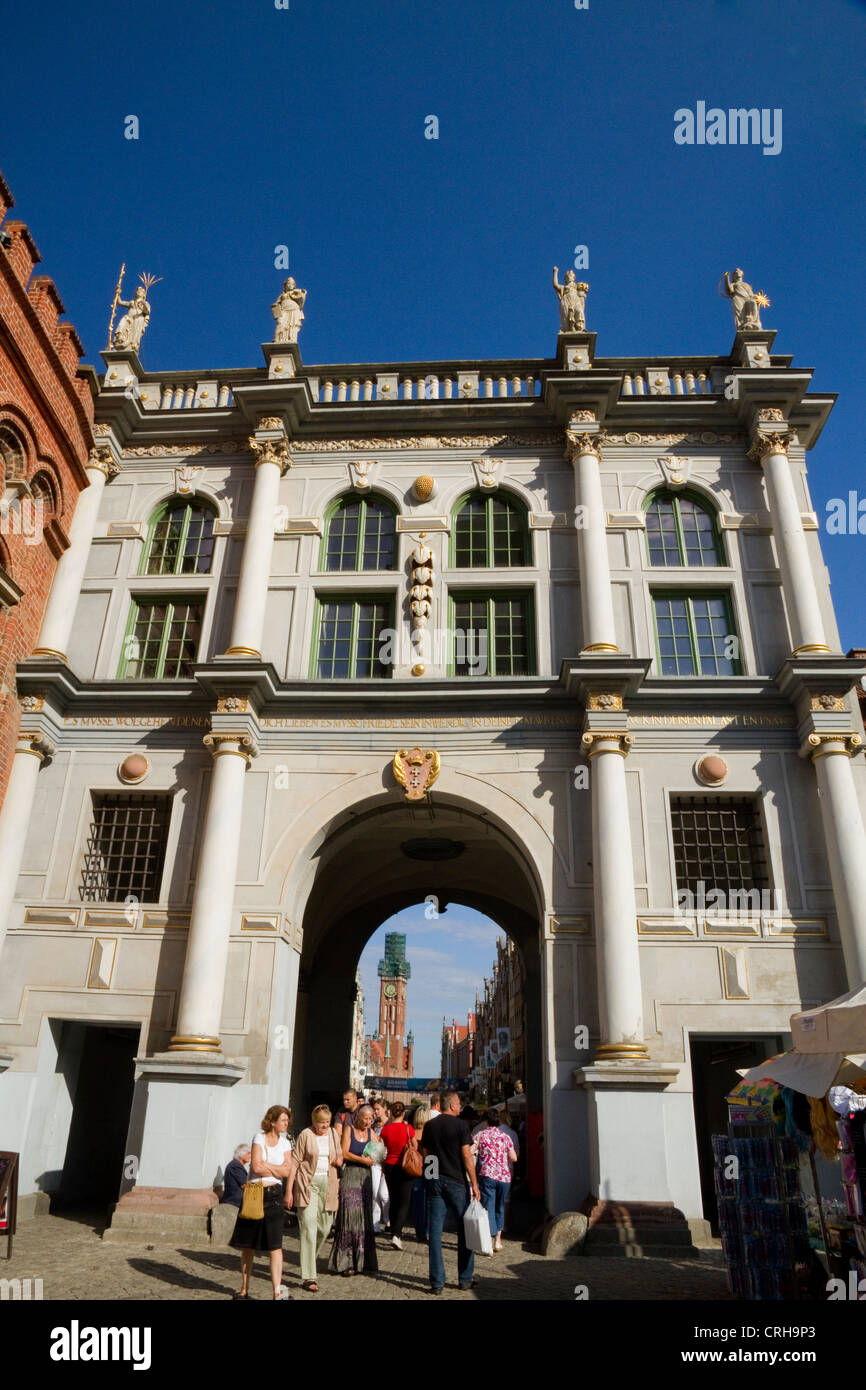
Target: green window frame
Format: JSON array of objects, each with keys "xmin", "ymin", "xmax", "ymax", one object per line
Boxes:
[
  {"xmin": 450, "ymin": 492, "xmax": 530, "ymax": 568},
  {"xmin": 448, "ymin": 590, "xmax": 535, "ymax": 676},
  {"xmin": 652, "ymin": 591, "xmax": 741, "ymax": 676},
  {"xmin": 319, "ymin": 494, "xmax": 397, "ymax": 572},
  {"xmin": 310, "ymin": 594, "xmax": 395, "ymax": 678},
  {"xmin": 118, "ymin": 597, "xmax": 204, "ymax": 679},
  {"xmin": 644, "ymin": 490, "xmax": 723, "ymax": 567},
  {"xmin": 141, "ymin": 497, "xmax": 217, "ymax": 575}
]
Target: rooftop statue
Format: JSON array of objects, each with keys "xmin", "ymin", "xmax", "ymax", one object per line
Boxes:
[
  {"xmin": 552, "ymin": 267, "xmax": 588, "ymax": 332},
  {"xmin": 272, "ymin": 277, "xmax": 307, "ymax": 343},
  {"xmin": 113, "ymin": 286, "xmax": 151, "ymax": 351},
  {"xmin": 720, "ymin": 268, "xmax": 770, "ymax": 330}
]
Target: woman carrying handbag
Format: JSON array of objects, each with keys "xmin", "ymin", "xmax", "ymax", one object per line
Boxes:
[
  {"xmin": 230, "ymin": 1104, "xmax": 294, "ymax": 1300},
  {"xmin": 379, "ymin": 1101, "xmax": 418, "ymax": 1250}
]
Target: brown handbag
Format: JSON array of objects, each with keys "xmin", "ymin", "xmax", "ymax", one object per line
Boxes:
[
  {"xmin": 400, "ymin": 1125, "xmax": 423, "ymax": 1178},
  {"xmin": 239, "ymin": 1180, "xmax": 265, "ymax": 1220}
]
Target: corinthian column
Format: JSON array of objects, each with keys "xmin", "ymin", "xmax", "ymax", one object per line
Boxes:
[
  {"xmin": 566, "ymin": 426, "xmax": 618, "ymax": 653},
  {"xmin": 225, "ymin": 423, "xmax": 290, "ymax": 657},
  {"xmin": 169, "ymin": 732, "xmax": 256, "ymax": 1051},
  {"xmin": 582, "ymin": 728, "xmax": 647, "ymax": 1057},
  {"xmin": 0, "ymin": 728, "xmax": 56, "ymax": 960},
  {"xmin": 806, "ymin": 734, "xmax": 866, "ymax": 984},
  {"xmin": 32, "ymin": 447, "xmax": 118, "ymax": 661},
  {"xmin": 750, "ymin": 432, "xmax": 831, "ymax": 656}
]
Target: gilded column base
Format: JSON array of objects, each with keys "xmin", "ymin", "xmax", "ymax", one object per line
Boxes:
[
  {"xmin": 30, "ymin": 647, "xmax": 68, "ymax": 662},
  {"xmin": 581, "ymin": 643, "xmax": 619, "ymax": 654},
  {"xmin": 791, "ymin": 643, "xmax": 832, "ymax": 656},
  {"xmin": 223, "ymin": 646, "xmax": 262, "ymax": 658},
  {"xmin": 594, "ymin": 1042, "xmax": 650, "ymax": 1060},
  {"xmin": 167, "ymin": 1035, "xmax": 222, "ymax": 1052}
]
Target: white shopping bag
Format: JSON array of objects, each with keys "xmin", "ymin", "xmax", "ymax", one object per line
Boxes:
[{"xmin": 463, "ymin": 1198, "xmax": 493, "ymax": 1254}]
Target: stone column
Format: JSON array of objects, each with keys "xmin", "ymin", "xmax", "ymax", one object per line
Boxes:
[
  {"xmin": 582, "ymin": 729, "xmax": 646, "ymax": 1057},
  {"xmin": 32, "ymin": 447, "xmax": 118, "ymax": 661},
  {"xmin": 0, "ymin": 729, "xmax": 56, "ymax": 959},
  {"xmin": 567, "ymin": 427, "xmax": 618, "ymax": 653},
  {"xmin": 751, "ymin": 432, "xmax": 830, "ymax": 656},
  {"xmin": 806, "ymin": 734, "xmax": 866, "ymax": 984},
  {"xmin": 224, "ymin": 424, "xmax": 290, "ymax": 657},
  {"xmin": 168, "ymin": 731, "xmax": 256, "ymax": 1051}
]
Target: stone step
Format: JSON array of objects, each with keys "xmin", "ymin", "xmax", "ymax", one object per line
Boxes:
[
  {"xmin": 588, "ymin": 1224, "xmax": 694, "ymax": 1245},
  {"xmin": 583, "ymin": 1241, "xmax": 702, "ymax": 1259}
]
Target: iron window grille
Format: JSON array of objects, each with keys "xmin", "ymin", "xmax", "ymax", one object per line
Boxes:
[
  {"xmin": 320, "ymin": 495, "xmax": 396, "ymax": 572},
  {"xmin": 142, "ymin": 498, "xmax": 216, "ymax": 575},
  {"xmin": 670, "ymin": 795, "xmax": 769, "ymax": 901},
  {"xmin": 80, "ymin": 793, "xmax": 171, "ymax": 903},
  {"xmin": 644, "ymin": 490, "xmax": 724, "ymax": 567},
  {"xmin": 652, "ymin": 591, "xmax": 740, "ymax": 676},
  {"xmin": 118, "ymin": 597, "xmax": 204, "ymax": 679},
  {"xmin": 312, "ymin": 594, "xmax": 394, "ymax": 678},
  {"xmin": 449, "ymin": 591, "xmax": 534, "ymax": 676},
  {"xmin": 451, "ymin": 493, "xmax": 530, "ymax": 568}
]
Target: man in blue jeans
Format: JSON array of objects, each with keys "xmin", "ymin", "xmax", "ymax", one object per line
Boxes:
[{"xmin": 420, "ymin": 1091, "xmax": 480, "ymax": 1294}]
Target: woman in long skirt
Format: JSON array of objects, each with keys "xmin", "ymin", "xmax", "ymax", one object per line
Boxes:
[{"xmin": 329, "ymin": 1102, "xmax": 379, "ymax": 1277}]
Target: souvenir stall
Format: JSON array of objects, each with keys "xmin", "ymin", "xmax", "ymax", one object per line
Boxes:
[{"xmin": 713, "ymin": 983, "xmax": 866, "ymax": 1300}]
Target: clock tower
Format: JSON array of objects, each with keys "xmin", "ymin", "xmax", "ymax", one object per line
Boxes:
[{"xmin": 371, "ymin": 932, "xmax": 413, "ymax": 1082}]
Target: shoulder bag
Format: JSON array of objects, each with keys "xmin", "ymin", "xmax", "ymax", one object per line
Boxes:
[{"xmin": 400, "ymin": 1124, "xmax": 423, "ymax": 1178}]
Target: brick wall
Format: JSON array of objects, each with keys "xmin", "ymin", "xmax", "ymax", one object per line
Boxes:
[{"xmin": 0, "ymin": 170, "xmax": 94, "ymax": 806}]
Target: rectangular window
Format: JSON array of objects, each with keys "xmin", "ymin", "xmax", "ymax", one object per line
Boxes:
[
  {"xmin": 670, "ymin": 795, "xmax": 769, "ymax": 902},
  {"xmin": 313, "ymin": 595, "xmax": 393, "ymax": 678},
  {"xmin": 80, "ymin": 793, "xmax": 171, "ymax": 903},
  {"xmin": 652, "ymin": 592, "xmax": 740, "ymax": 676},
  {"xmin": 450, "ymin": 591, "xmax": 533, "ymax": 676},
  {"xmin": 119, "ymin": 598, "xmax": 203, "ymax": 679}
]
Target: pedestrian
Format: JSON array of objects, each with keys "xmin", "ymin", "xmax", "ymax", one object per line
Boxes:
[
  {"xmin": 333, "ymin": 1087, "xmax": 358, "ymax": 1138},
  {"xmin": 473, "ymin": 1110, "xmax": 517, "ymax": 1253},
  {"xmin": 329, "ymin": 1101, "xmax": 380, "ymax": 1277},
  {"xmin": 420, "ymin": 1090, "xmax": 480, "ymax": 1294},
  {"xmin": 370, "ymin": 1097, "xmax": 391, "ymax": 1231},
  {"xmin": 379, "ymin": 1101, "xmax": 416, "ymax": 1250},
  {"xmin": 409, "ymin": 1104, "xmax": 431, "ymax": 1242},
  {"xmin": 428, "ymin": 1092, "xmax": 442, "ymax": 1119},
  {"xmin": 221, "ymin": 1143, "xmax": 251, "ymax": 1208},
  {"xmin": 229, "ymin": 1104, "xmax": 294, "ymax": 1300},
  {"xmin": 287, "ymin": 1104, "xmax": 343, "ymax": 1292},
  {"xmin": 461, "ymin": 1104, "xmax": 481, "ymax": 1131}
]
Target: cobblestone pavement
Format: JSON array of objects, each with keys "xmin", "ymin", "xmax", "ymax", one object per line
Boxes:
[{"xmin": 3, "ymin": 1212, "xmax": 733, "ymax": 1301}]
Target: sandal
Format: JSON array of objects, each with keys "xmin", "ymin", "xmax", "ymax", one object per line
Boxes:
[{"xmin": 302, "ymin": 1280, "xmax": 319, "ymax": 1293}]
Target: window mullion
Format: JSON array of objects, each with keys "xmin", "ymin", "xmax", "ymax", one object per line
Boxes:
[
  {"xmin": 177, "ymin": 506, "xmax": 191, "ymax": 574},
  {"xmin": 156, "ymin": 600, "xmax": 174, "ymax": 679},
  {"xmin": 685, "ymin": 594, "xmax": 700, "ymax": 674},
  {"xmin": 673, "ymin": 498, "xmax": 688, "ymax": 565}
]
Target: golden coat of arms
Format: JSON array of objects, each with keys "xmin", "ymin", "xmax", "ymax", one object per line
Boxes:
[{"xmin": 393, "ymin": 747, "xmax": 441, "ymax": 801}]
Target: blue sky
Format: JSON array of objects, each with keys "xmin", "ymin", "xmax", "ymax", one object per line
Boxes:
[
  {"xmin": 358, "ymin": 905, "xmax": 502, "ymax": 1077},
  {"xmin": 2, "ymin": 0, "xmax": 862, "ymax": 639}
]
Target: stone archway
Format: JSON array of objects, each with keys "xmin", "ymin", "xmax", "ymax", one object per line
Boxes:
[{"xmin": 288, "ymin": 793, "xmax": 545, "ymax": 1148}]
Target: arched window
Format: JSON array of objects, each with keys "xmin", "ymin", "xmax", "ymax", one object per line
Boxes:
[
  {"xmin": 142, "ymin": 497, "xmax": 217, "ymax": 575},
  {"xmin": 452, "ymin": 491, "xmax": 530, "ymax": 567},
  {"xmin": 321, "ymin": 494, "xmax": 396, "ymax": 571},
  {"xmin": 0, "ymin": 424, "xmax": 27, "ymax": 485},
  {"xmin": 30, "ymin": 470, "xmax": 59, "ymax": 520},
  {"xmin": 644, "ymin": 490, "xmax": 723, "ymax": 567}
]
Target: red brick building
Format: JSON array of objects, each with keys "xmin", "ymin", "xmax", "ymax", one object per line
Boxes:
[
  {"xmin": 0, "ymin": 172, "xmax": 95, "ymax": 805},
  {"xmin": 441, "ymin": 1011, "xmax": 476, "ymax": 1081}
]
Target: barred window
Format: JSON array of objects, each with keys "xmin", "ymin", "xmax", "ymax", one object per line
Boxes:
[
  {"xmin": 670, "ymin": 796, "xmax": 768, "ymax": 900},
  {"xmin": 80, "ymin": 794, "xmax": 170, "ymax": 903},
  {"xmin": 321, "ymin": 495, "xmax": 396, "ymax": 572},
  {"xmin": 143, "ymin": 497, "xmax": 216, "ymax": 575}
]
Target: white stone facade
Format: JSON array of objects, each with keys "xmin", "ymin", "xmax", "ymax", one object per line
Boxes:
[{"xmin": 0, "ymin": 324, "xmax": 864, "ymax": 1234}]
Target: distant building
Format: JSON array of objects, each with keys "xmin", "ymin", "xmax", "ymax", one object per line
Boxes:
[
  {"xmin": 365, "ymin": 932, "xmax": 414, "ymax": 1098},
  {"xmin": 349, "ymin": 968, "xmax": 367, "ymax": 1092},
  {"xmin": 473, "ymin": 937, "xmax": 525, "ymax": 1103},
  {"xmin": 441, "ymin": 1011, "xmax": 476, "ymax": 1080}
]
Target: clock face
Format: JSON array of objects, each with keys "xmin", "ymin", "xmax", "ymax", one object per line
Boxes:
[{"xmin": 384, "ymin": 983, "xmax": 397, "ymax": 998}]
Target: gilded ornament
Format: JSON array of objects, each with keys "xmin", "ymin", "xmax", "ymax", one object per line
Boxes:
[
  {"xmin": 413, "ymin": 474, "xmax": 435, "ymax": 502},
  {"xmin": 393, "ymin": 747, "xmax": 441, "ymax": 800},
  {"xmin": 217, "ymin": 695, "xmax": 249, "ymax": 713},
  {"xmin": 20, "ymin": 694, "xmax": 44, "ymax": 711},
  {"xmin": 811, "ymin": 694, "xmax": 844, "ymax": 712},
  {"xmin": 587, "ymin": 692, "xmax": 623, "ymax": 711},
  {"xmin": 257, "ymin": 417, "xmax": 283, "ymax": 430},
  {"xmin": 748, "ymin": 432, "xmax": 789, "ymax": 462}
]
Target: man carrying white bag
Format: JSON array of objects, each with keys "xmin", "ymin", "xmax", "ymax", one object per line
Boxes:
[{"xmin": 464, "ymin": 1197, "xmax": 493, "ymax": 1255}]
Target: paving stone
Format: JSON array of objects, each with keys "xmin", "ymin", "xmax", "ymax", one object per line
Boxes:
[{"xmin": 1, "ymin": 1212, "xmax": 733, "ymax": 1301}]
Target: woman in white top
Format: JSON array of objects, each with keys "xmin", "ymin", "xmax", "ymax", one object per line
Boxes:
[{"xmin": 230, "ymin": 1104, "xmax": 294, "ymax": 1300}]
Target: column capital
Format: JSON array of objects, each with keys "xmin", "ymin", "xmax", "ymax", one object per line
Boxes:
[
  {"xmin": 85, "ymin": 445, "xmax": 120, "ymax": 479},
  {"xmin": 581, "ymin": 730, "xmax": 633, "ymax": 758},
  {"xmin": 565, "ymin": 428, "xmax": 604, "ymax": 462},
  {"xmin": 16, "ymin": 729, "xmax": 56, "ymax": 761},
  {"xmin": 202, "ymin": 730, "xmax": 258, "ymax": 763},
  {"xmin": 747, "ymin": 430, "xmax": 790, "ymax": 462},
  {"xmin": 802, "ymin": 732, "xmax": 863, "ymax": 760},
  {"xmin": 249, "ymin": 435, "xmax": 292, "ymax": 475}
]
